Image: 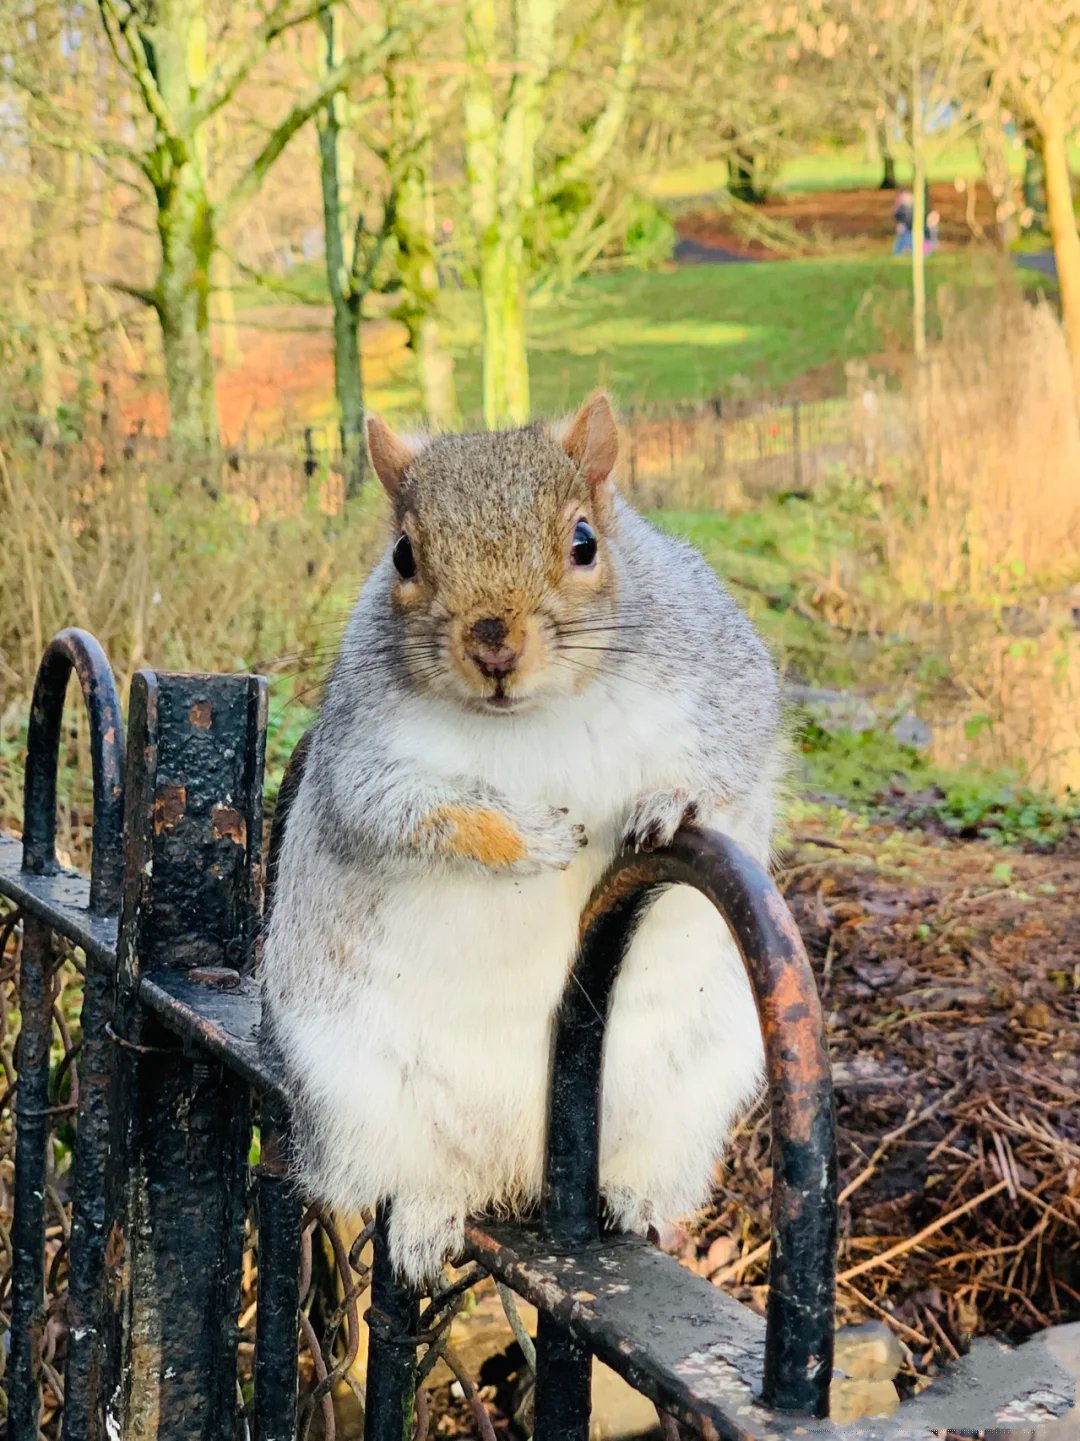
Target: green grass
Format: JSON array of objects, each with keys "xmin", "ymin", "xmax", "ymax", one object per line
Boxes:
[
  {"xmin": 438, "ymin": 251, "xmax": 1015, "ymax": 420},
  {"xmin": 225, "ymin": 249, "xmax": 1053, "ymax": 431},
  {"xmin": 241, "ymin": 251, "xmax": 986, "ymax": 419},
  {"xmin": 649, "ymin": 502, "xmax": 868, "ymax": 687},
  {"xmin": 777, "ymin": 140, "xmax": 996, "ymax": 193},
  {"xmin": 648, "ymin": 138, "xmax": 1080, "ymax": 201},
  {"xmin": 794, "ymin": 721, "xmax": 1080, "ymax": 847}
]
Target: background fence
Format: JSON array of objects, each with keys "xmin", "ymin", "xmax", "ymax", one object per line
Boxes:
[{"xmin": 87, "ymin": 386, "xmax": 906, "ymax": 522}]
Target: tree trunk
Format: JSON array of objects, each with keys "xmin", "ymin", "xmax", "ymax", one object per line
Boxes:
[
  {"xmin": 1040, "ymin": 112, "xmax": 1080, "ymax": 407},
  {"xmin": 318, "ymin": 136, "xmax": 365, "ymax": 493},
  {"xmin": 330, "ymin": 289, "xmax": 364, "ymax": 482},
  {"xmin": 503, "ymin": 253, "xmax": 529, "ymax": 425},
  {"xmin": 977, "ymin": 115, "xmax": 1017, "ymax": 248},
  {"xmin": 145, "ymin": 0, "xmax": 220, "ymax": 452},
  {"xmin": 414, "ymin": 316, "xmax": 458, "ymax": 430},
  {"xmin": 211, "ymin": 251, "xmax": 241, "ymax": 370},
  {"xmin": 317, "ymin": 1, "xmax": 365, "ymax": 495},
  {"xmin": 478, "ymin": 232, "xmax": 529, "ymax": 427},
  {"xmin": 877, "ymin": 118, "xmax": 897, "ymax": 190},
  {"xmin": 730, "ymin": 148, "xmax": 759, "ymax": 203},
  {"xmin": 463, "ymin": 0, "xmax": 557, "ymax": 428},
  {"xmin": 210, "ymin": 113, "xmax": 240, "ymax": 371},
  {"xmin": 391, "ymin": 67, "xmax": 458, "ymax": 428},
  {"xmin": 1023, "ymin": 127, "xmax": 1049, "ymax": 232},
  {"xmin": 156, "ymin": 165, "xmax": 220, "ymax": 452}
]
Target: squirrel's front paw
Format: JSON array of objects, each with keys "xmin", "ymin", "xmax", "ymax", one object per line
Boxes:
[
  {"xmin": 511, "ymin": 804, "xmax": 588, "ymax": 874},
  {"xmin": 623, "ymin": 789, "xmax": 711, "ymax": 853},
  {"xmin": 415, "ymin": 801, "xmax": 586, "ymax": 874}
]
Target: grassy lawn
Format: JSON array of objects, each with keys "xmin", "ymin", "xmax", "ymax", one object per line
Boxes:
[
  {"xmin": 231, "ymin": 227, "xmax": 1050, "ymax": 426},
  {"xmin": 440, "ymin": 251, "xmax": 1017, "ymax": 419},
  {"xmin": 648, "ymin": 138, "xmax": 1080, "ymax": 200},
  {"xmin": 650, "ymin": 502, "xmax": 866, "ymax": 688}
]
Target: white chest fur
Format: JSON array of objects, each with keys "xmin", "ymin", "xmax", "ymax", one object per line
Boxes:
[
  {"xmin": 384, "ymin": 670, "xmax": 694, "ymax": 829},
  {"xmin": 264, "ymin": 669, "xmax": 771, "ymax": 1282}
]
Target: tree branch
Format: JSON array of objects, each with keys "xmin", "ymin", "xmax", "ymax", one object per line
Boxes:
[
  {"xmin": 353, "ymin": 186, "xmax": 398, "ymax": 298},
  {"xmin": 548, "ymin": 0, "xmax": 644, "ymax": 191},
  {"xmin": 88, "ymin": 273, "xmax": 161, "ymax": 310},
  {"xmin": 192, "ymin": 1, "xmax": 325, "ymax": 127},
  {"xmin": 217, "ymin": 247, "xmax": 329, "ymax": 305},
  {"xmin": 97, "ymin": 0, "xmax": 180, "ymax": 150},
  {"xmin": 220, "ymin": 39, "xmax": 395, "ymax": 220},
  {"xmin": 5, "ymin": 69, "xmax": 152, "ymax": 176}
]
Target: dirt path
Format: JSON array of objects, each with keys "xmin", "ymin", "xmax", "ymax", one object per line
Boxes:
[{"xmin": 675, "ymin": 181, "xmax": 1003, "ymax": 259}]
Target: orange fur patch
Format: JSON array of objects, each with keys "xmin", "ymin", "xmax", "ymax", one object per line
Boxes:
[{"xmin": 418, "ymin": 805, "xmax": 527, "ymax": 866}]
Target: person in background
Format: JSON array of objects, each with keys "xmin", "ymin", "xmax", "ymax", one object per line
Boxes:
[
  {"xmin": 925, "ymin": 209, "xmax": 940, "ymax": 255},
  {"xmin": 892, "ymin": 188, "xmax": 914, "ymax": 255}
]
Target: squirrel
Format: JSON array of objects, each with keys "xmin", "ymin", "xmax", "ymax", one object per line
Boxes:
[{"xmin": 261, "ymin": 390, "xmax": 783, "ymax": 1286}]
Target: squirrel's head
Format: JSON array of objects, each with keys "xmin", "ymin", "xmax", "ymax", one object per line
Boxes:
[{"xmin": 366, "ymin": 391, "xmax": 621, "ymax": 716}]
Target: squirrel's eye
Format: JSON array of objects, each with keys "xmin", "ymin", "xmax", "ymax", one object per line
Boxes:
[
  {"xmin": 571, "ymin": 518, "xmax": 597, "ymax": 568},
  {"xmin": 392, "ymin": 533, "xmax": 416, "ymax": 580}
]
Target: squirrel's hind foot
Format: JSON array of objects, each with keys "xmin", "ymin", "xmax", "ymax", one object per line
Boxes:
[
  {"xmin": 386, "ymin": 1196, "xmax": 466, "ymax": 1292},
  {"xmin": 623, "ymin": 789, "xmax": 712, "ymax": 854}
]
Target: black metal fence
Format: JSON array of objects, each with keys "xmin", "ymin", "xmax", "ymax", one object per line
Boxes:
[{"xmin": 1, "ymin": 629, "xmax": 1072, "ymax": 1441}]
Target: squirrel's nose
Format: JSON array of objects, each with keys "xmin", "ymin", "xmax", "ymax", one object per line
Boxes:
[
  {"xmin": 471, "ymin": 617, "xmax": 507, "ymax": 648},
  {"xmin": 466, "ymin": 617, "xmax": 520, "ymax": 679}
]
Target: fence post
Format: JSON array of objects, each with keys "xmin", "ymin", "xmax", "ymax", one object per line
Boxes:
[
  {"xmin": 253, "ymin": 1097, "xmax": 302, "ymax": 1441},
  {"xmin": 8, "ymin": 917, "xmax": 55, "ymax": 1441},
  {"xmin": 100, "ymin": 668, "xmax": 267, "ymax": 1441},
  {"xmin": 791, "ymin": 402, "xmax": 803, "ymax": 491},
  {"xmin": 364, "ymin": 1205, "xmax": 419, "ymax": 1441}
]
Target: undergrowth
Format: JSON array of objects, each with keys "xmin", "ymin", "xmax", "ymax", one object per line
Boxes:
[
  {"xmin": 0, "ymin": 419, "xmax": 386, "ymax": 859},
  {"xmin": 797, "ymin": 719, "xmax": 1080, "ymax": 848}
]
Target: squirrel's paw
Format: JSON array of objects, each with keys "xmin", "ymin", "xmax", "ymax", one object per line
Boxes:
[
  {"xmin": 415, "ymin": 802, "xmax": 585, "ymax": 874},
  {"xmin": 510, "ymin": 804, "xmax": 588, "ymax": 874},
  {"xmin": 623, "ymin": 789, "xmax": 711, "ymax": 853}
]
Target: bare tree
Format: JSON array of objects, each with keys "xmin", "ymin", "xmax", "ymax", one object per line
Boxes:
[
  {"xmin": 82, "ymin": 0, "xmax": 395, "ymax": 450},
  {"xmin": 312, "ymin": 0, "xmax": 459, "ymax": 486},
  {"xmin": 386, "ymin": 57, "xmax": 460, "ymax": 430},
  {"xmin": 461, "ymin": 0, "xmax": 644, "ymax": 427},
  {"xmin": 974, "ymin": 0, "xmax": 1080, "ymax": 402},
  {"xmin": 776, "ymin": 0, "xmax": 978, "ymax": 357},
  {"xmin": 0, "ymin": 1, "xmax": 121, "ymax": 429}
]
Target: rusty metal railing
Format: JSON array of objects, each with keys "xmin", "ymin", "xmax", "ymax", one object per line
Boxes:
[
  {"xmin": 10, "ymin": 630, "xmax": 124, "ymax": 1441},
  {"xmin": 2, "ymin": 629, "xmax": 1071, "ymax": 1441},
  {"xmin": 535, "ymin": 833, "xmax": 837, "ymax": 1426}
]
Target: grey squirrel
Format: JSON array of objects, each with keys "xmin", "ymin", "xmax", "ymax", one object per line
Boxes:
[{"xmin": 261, "ymin": 390, "xmax": 782, "ymax": 1284}]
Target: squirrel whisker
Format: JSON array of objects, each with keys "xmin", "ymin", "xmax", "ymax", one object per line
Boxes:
[{"xmin": 550, "ymin": 656, "xmax": 663, "ymax": 698}]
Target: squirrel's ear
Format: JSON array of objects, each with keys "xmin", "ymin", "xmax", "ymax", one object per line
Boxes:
[
  {"xmin": 559, "ymin": 389, "xmax": 619, "ymax": 489},
  {"xmin": 367, "ymin": 414, "xmax": 414, "ymax": 498}
]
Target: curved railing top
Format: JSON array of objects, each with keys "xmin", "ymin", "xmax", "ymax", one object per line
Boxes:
[
  {"xmin": 543, "ymin": 828, "xmax": 838, "ymax": 1419},
  {"xmin": 22, "ymin": 629, "xmax": 126, "ymax": 915}
]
